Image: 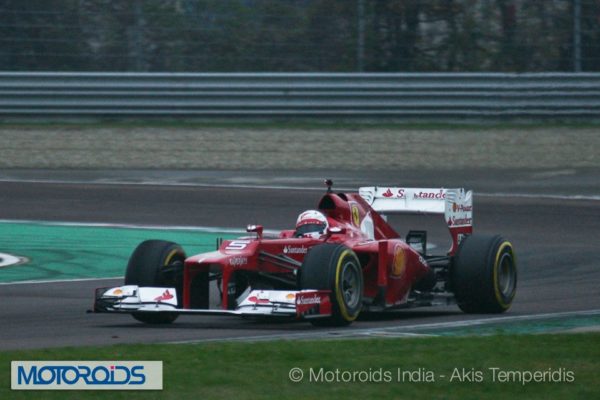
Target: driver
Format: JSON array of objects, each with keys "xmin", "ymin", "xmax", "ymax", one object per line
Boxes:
[{"xmin": 295, "ymin": 210, "xmax": 328, "ymax": 238}]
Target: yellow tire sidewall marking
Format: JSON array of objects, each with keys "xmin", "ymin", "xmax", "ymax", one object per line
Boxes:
[
  {"xmin": 163, "ymin": 248, "xmax": 179, "ymax": 268},
  {"xmin": 493, "ymin": 241, "xmax": 515, "ymax": 308},
  {"xmin": 335, "ymin": 249, "xmax": 360, "ymax": 322}
]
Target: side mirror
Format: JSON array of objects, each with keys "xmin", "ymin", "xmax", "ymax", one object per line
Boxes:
[{"xmin": 246, "ymin": 224, "xmax": 263, "ymax": 239}]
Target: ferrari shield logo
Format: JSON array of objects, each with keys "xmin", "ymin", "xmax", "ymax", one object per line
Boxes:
[
  {"xmin": 351, "ymin": 203, "xmax": 361, "ymax": 227},
  {"xmin": 392, "ymin": 244, "xmax": 406, "ymax": 277}
]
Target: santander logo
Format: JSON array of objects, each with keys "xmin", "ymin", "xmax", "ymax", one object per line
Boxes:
[
  {"xmin": 284, "ymin": 246, "xmax": 308, "ymax": 254},
  {"xmin": 297, "ymin": 295, "xmax": 322, "ymax": 305},
  {"xmin": 413, "ymin": 190, "xmax": 445, "ymax": 200},
  {"xmin": 381, "ymin": 188, "xmax": 406, "ymax": 199}
]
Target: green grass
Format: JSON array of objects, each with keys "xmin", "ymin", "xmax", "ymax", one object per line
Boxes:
[{"xmin": 2, "ymin": 333, "xmax": 598, "ymax": 399}]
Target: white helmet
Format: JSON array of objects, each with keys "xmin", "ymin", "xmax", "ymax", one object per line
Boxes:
[{"xmin": 295, "ymin": 210, "xmax": 328, "ymax": 238}]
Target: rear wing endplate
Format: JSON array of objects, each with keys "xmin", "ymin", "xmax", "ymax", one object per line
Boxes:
[{"xmin": 358, "ymin": 187, "xmax": 473, "ymax": 253}]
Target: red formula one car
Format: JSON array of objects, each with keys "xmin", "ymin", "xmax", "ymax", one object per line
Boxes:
[{"xmin": 94, "ymin": 181, "xmax": 517, "ymax": 326}]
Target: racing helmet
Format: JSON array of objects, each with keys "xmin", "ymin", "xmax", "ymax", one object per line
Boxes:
[{"xmin": 295, "ymin": 210, "xmax": 328, "ymax": 238}]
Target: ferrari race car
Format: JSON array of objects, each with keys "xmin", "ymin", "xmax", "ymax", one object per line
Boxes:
[{"xmin": 94, "ymin": 181, "xmax": 517, "ymax": 326}]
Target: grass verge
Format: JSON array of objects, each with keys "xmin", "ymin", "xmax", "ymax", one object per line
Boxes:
[{"xmin": 2, "ymin": 333, "xmax": 598, "ymax": 399}]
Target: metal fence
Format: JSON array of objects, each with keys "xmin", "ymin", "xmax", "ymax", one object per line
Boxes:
[{"xmin": 1, "ymin": 72, "xmax": 599, "ymax": 117}]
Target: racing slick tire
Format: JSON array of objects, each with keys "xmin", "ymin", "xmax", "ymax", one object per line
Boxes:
[
  {"xmin": 125, "ymin": 240, "xmax": 186, "ymax": 324},
  {"xmin": 299, "ymin": 244, "xmax": 363, "ymax": 327},
  {"xmin": 451, "ymin": 234, "xmax": 517, "ymax": 313}
]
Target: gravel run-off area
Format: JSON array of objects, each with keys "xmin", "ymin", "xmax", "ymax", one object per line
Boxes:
[{"xmin": 0, "ymin": 126, "xmax": 598, "ymax": 170}]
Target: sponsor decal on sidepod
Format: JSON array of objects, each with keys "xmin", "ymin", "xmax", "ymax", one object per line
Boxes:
[
  {"xmin": 229, "ymin": 257, "xmax": 248, "ymax": 266},
  {"xmin": 283, "ymin": 246, "xmax": 308, "ymax": 254}
]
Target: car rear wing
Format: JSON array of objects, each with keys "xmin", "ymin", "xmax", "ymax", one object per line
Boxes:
[{"xmin": 358, "ymin": 187, "xmax": 473, "ymax": 254}]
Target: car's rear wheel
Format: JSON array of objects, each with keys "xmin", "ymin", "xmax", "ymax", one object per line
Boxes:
[
  {"xmin": 451, "ymin": 234, "xmax": 517, "ymax": 313},
  {"xmin": 125, "ymin": 240, "xmax": 186, "ymax": 324},
  {"xmin": 299, "ymin": 244, "xmax": 363, "ymax": 326}
]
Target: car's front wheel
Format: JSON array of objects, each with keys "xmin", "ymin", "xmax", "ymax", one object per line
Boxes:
[
  {"xmin": 125, "ymin": 240, "xmax": 186, "ymax": 324},
  {"xmin": 299, "ymin": 244, "xmax": 363, "ymax": 326}
]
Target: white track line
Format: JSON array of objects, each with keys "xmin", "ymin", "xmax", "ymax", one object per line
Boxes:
[
  {"xmin": 169, "ymin": 309, "xmax": 600, "ymax": 344},
  {"xmin": 477, "ymin": 192, "xmax": 600, "ymax": 201},
  {"xmin": 0, "ymin": 253, "xmax": 24, "ymax": 268},
  {"xmin": 0, "ymin": 276, "xmax": 122, "ymax": 286},
  {"xmin": 0, "ymin": 177, "xmax": 329, "ymax": 192},
  {"xmin": 0, "ymin": 218, "xmax": 255, "ymax": 234},
  {"xmin": 0, "ymin": 177, "xmax": 598, "ymax": 201}
]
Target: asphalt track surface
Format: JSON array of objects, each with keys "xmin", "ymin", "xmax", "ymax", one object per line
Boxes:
[{"xmin": 0, "ymin": 168, "xmax": 599, "ymax": 350}]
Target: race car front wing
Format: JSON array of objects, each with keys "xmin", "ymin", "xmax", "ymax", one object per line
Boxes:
[{"xmin": 93, "ymin": 285, "xmax": 332, "ymax": 319}]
